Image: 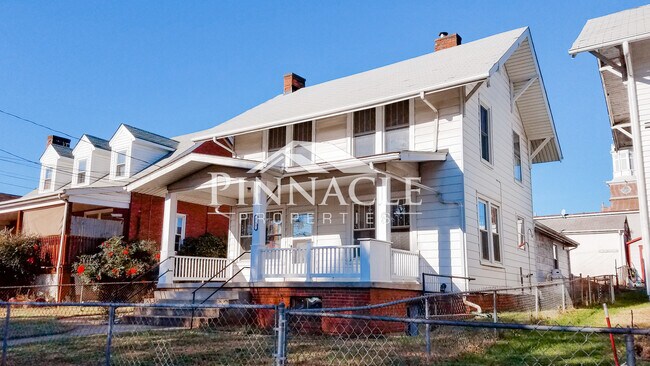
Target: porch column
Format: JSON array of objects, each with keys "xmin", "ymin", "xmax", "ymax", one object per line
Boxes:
[
  {"xmin": 159, "ymin": 192, "xmax": 178, "ymax": 286},
  {"xmin": 376, "ymin": 176, "xmax": 391, "ymax": 243},
  {"xmin": 250, "ymin": 179, "xmax": 267, "ymax": 282}
]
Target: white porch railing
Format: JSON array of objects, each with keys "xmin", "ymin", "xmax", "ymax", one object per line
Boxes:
[
  {"xmin": 261, "ymin": 246, "xmax": 361, "ymax": 280},
  {"xmin": 391, "ymin": 248, "xmax": 420, "ymax": 280},
  {"xmin": 172, "ymin": 256, "xmax": 230, "ymax": 281}
]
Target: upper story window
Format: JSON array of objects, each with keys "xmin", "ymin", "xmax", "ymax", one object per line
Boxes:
[
  {"xmin": 384, "ymin": 101, "xmax": 410, "ymax": 153},
  {"xmin": 353, "ymin": 109, "xmax": 376, "ymax": 157},
  {"xmin": 478, "ymin": 198, "xmax": 502, "ymax": 264},
  {"xmin": 612, "ymin": 148, "xmax": 634, "ymax": 178},
  {"xmin": 480, "ymin": 105, "xmax": 491, "ymax": 163},
  {"xmin": 76, "ymin": 158, "xmax": 88, "ymax": 185},
  {"xmin": 513, "ymin": 132, "xmax": 522, "ymax": 182},
  {"xmin": 42, "ymin": 167, "xmax": 53, "ymax": 191},
  {"xmin": 268, "ymin": 126, "xmax": 287, "ymax": 153},
  {"xmin": 292, "ymin": 121, "xmax": 313, "ymax": 163},
  {"xmin": 115, "ymin": 150, "xmax": 127, "ymax": 178}
]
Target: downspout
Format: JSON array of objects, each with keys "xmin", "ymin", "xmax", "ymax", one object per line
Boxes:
[
  {"xmin": 419, "ymin": 92, "xmax": 439, "ymax": 151},
  {"xmin": 622, "ymin": 41, "xmax": 650, "ymax": 298},
  {"xmin": 55, "ymin": 195, "xmax": 70, "ymax": 302}
]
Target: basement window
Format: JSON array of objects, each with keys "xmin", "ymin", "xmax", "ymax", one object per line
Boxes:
[
  {"xmin": 384, "ymin": 100, "xmax": 410, "ymax": 153},
  {"xmin": 353, "ymin": 108, "xmax": 376, "ymax": 157},
  {"xmin": 290, "ymin": 296, "xmax": 322, "ymax": 309}
]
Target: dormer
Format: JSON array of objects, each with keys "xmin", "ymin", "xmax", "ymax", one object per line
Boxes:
[
  {"xmin": 108, "ymin": 124, "xmax": 179, "ymax": 180},
  {"xmin": 71, "ymin": 135, "xmax": 111, "ymax": 187},
  {"xmin": 39, "ymin": 135, "xmax": 74, "ymax": 193}
]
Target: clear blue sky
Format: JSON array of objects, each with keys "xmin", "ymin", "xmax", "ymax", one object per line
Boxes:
[{"xmin": 0, "ymin": 1, "xmax": 646, "ymax": 215}]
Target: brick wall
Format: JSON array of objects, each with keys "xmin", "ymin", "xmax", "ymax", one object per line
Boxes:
[{"xmin": 250, "ymin": 287, "xmax": 420, "ymax": 334}]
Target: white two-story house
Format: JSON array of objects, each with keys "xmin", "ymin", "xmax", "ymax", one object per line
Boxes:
[{"xmin": 128, "ymin": 27, "xmax": 562, "ymax": 306}]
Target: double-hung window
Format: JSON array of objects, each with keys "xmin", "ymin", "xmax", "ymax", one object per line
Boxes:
[
  {"xmin": 390, "ymin": 199, "xmax": 411, "ymax": 250},
  {"xmin": 353, "ymin": 108, "xmax": 376, "ymax": 157},
  {"xmin": 266, "ymin": 211, "xmax": 283, "ymax": 248},
  {"xmin": 77, "ymin": 159, "xmax": 88, "ymax": 185},
  {"xmin": 42, "ymin": 167, "xmax": 53, "ymax": 191},
  {"xmin": 353, "ymin": 204, "xmax": 375, "ymax": 244},
  {"xmin": 478, "ymin": 199, "xmax": 502, "ymax": 264},
  {"xmin": 174, "ymin": 214, "xmax": 186, "ymax": 252},
  {"xmin": 384, "ymin": 101, "xmax": 410, "ymax": 152},
  {"xmin": 115, "ymin": 150, "xmax": 127, "ymax": 178},
  {"xmin": 292, "ymin": 121, "xmax": 313, "ymax": 164},
  {"xmin": 239, "ymin": 213, "xmax": 253, "ymax": 253},
  {"xmin": 268, "ymin": 126, "xmax": 287, "ymax": 154},
  {"xmin": 480, "ymin": 105, "xmax": 491, "ymax": 163},
  {"xmin": 513, "ymin": 132, "xmax": 522, "ymax": 182}
]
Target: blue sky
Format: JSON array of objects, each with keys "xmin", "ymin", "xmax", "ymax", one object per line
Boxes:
[{"xmin": 0, "ymin": 1, "xmax": 646, "ymax": 215}]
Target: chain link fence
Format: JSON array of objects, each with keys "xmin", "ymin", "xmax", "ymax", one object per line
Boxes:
[{"xmin": 0, "ymin": 281, "xmax": 158, "ymax": 304}]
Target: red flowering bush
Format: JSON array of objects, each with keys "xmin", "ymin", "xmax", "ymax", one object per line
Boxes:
[
  {"xmin": 0, "ymin": 229, "xmax": 42, "ymax": 286},
  {"xmin": 74, "ymin": 236, "xmax": 157, "ymax": 284}
]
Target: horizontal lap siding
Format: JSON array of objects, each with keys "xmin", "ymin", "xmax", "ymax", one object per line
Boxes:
[
  {"xmin": 463, "ymin": 68, "xmax": 535, "ymax": 289},
  {"xmin": 415, "ymin": 91, "xmax": 466, "ymax": 287},
  {"xmin": 632, "ymin": 40, "xmax": 650, "ymax": 249},
  {"xmin": 234, "ymin": 131, "xmax": 264, "ymax": 161}
]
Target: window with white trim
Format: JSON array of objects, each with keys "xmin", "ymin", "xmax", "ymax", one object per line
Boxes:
[
  {"xmin": 292, "ymin": 121, "xmax": 313, "ymax": 164},
  {"xmin": 174, "ymin": 214, "xmax": 186, "ymax": 252},
  {"xmin": 384, "ymin": 100, "xmax": 409, "ymax": 152},
  {"xmin": 390, "ymin": 198, "xmax": 411, "ymax": 250},
  {"xmin": 353, "ymin": 204, "xmax": 375, "ymax": 244},
  {"xmin": 115, "ymin": 150, "xmax": 127, "ymax": 178},
  {"xmin": 42, "ymin": 167, "xmax": 53, "ymax": 191},
  {"xmin": 268, "ymin": 126, "xmax": 286, "ymax": 153},
  {"xmin": 478, "ymin": 198, "xmax": 502, "ymax": 263},
  {"xmin": 239, "ymin": 213, "xmax": 253, "ymax": 253},
  {"xmin": 353, "ymin": 108, "xmax": 376, "ymax": 157},
  {"xmin": 513, "ymin": 132, "xmax": 522, "ymax": 182},
  {"xmin": 266, "ymin": 211, "xmax": 283, "ymax": 248},
  {"xmin": 552, "ymin": 244, "xmax": 559, "ymax": 270},
  {"xmin": 516, "ymin": 216, "xmax": 526, "ymax": 250},
  {"xmin": 480, "ymin": 105, "xmax": 491, "ymax": 163},
  {"xmin": 76, "ymin": 158, "xmax": 88, "ymax": 185}
]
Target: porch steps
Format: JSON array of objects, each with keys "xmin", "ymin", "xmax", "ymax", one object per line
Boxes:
[{"xmin": 120, "ymin": 287, "xmax": 251, "ymax": 328}]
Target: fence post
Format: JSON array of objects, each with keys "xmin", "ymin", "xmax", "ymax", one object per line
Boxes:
[
  {"xmin": 424, "ymin": 297, "xmax": 431, "ymax": 355},
  {"xmin": 105, "ymin": 305, "xmax": 116, "ymax": 366},
  {"xmin": 587, "ymin": 276, "xmax": 592, "ymax": 306},
  {"xmin": 1, "ymin": 304, "xmax": 10, "ymax": 366},
  {"xmin": 275, "ymin": 303, "xmax": 287, "ymax": 366},
  {"xmin": 534, "ymin": 286, "xmax": 539, "ymax": 318},
  {"xmin": 610, "ymin": 276, "xmax": 616, "ymax": 304},
  {"xmin": 492, "ymin": 291, "xmax": 498, "ymax": 323},
  {"xmin": 560, "ymin": 278, "xmax": 566, "ymax": 311},
  {"xmin": 625, "ymin": 332, "xmax": 636, "ymax": 366}
]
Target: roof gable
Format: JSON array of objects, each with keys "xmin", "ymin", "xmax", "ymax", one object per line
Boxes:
[{"xmin": 109, "ymin": 124, "xmax": 179, "ymax": 150}]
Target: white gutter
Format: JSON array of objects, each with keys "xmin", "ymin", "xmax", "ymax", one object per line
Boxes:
[
  {"xmin": 192, "ymin": 76, "xmax": 490, "ymax": 142},
  {"xmin": 212, "ymin": 136, "xmax": 235, "ymax": 156},
  {"xmin": 622, "ymin": 40, "xmax": 650, "ymax": 298},
  {"xmin": 419, "ymin": 91, "xmax": 440, "ymax": 151}
]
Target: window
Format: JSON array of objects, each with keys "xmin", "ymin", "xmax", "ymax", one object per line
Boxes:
[
  {"xmin": 77, "ymin": 159, "xmax": 88, "ymax": 184},
  {"xmin": 353, "ymin": 108, "xmax": 376, "ymax": 157},
  {"xmin": 353, "ymin": 204, "xmax": 375, "ymax": 244},
  {"xmin": 385, "ymin": 101, "xmax": 410, "ymax": 152},
  {"xmin": 612, "ymin": 148, "xmax": 634, "ymax": 178},
  {"xmin": 174, "ymin": 214, "xmax": 186, "ymax": 252},
  {"xmin": 513, "ymin": 132, "xmax": 522, "ymax": 181},
  {"xmin": 480, "ymin": 105, "xmax": 491, "ymax": 162},
  {"xmin": 115, "ymin": 150, "xmax": 127, "ymax": 178},
  {"xmin": 292, "ymin": 121, "xmax": 313, "ymax": 164},
  {"xmin": 268, "ymin": 126, "xmax": 287, "ymax": 153},
  {"xmin": 42, "ymin": 167, "xmax": 53, "ymax": 190},
  {"xmin": 239, "ymin": 213, "xmax": 253, "ymax": 253},
  {"xmin": 478, "ymin": 199, "xmax": 502, "ymax": 263},
  {"xmin": 266, "ymin": 211, "xmax": 283, "ymax": 248},
  {"xmin": 517, "ymin": 217, "xmax": 526, "ymax": 250},
  {"xmin": 552, "ymin": 244, "xmax": 559, "ymax": 270},
  {"xmin": 290, "ymin": 296, "xmax": 322, "ymax": 309},
  {"xmin": 391, "ymin": 199, "xmax": 411, "ymax": 250}
]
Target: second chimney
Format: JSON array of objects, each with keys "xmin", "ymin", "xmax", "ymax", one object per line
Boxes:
[
  {"xmin": 46, "ymin": 135, "xmax": 71, "ymax": 148},
  {"xmin": 284, "ymin": 73, "xmax": 306, "ymax": 94},
  {"xmin": 435, "ymin": 32, "xmax": 462, "ymax": 52}
]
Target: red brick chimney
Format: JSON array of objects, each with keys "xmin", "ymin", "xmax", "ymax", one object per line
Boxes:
[
  {"xmin": 284, "ymin": 73, "xmax": 306, "ymax": 94},
  {"xmin": 435, "ymin": 32, "xmax": 462, "ymax": 52},
  {"xmin": 46, "ymin": 135, "xmax": 71, "ymax": 148}
]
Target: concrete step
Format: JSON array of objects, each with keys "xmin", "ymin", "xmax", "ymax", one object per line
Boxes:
[
  {"xmin": 153, "ymin": 288, "xmax": 251, "ymax": 304},
  {"xmin": 120, "ymin": 315, "xmax": 218, "ymax": 328},
  {"xmin": 132, "ymin": 306, "xmax": 221, "ymax": 318}
]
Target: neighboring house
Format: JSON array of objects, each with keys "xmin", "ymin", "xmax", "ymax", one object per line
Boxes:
[
  {"xmin": 0, "ymin": 194, "xmax": 19, "ymax": 203},
  {"xmin": 0, "ymin": 126, "xmax": 230, "ymax": 299},
  {"xmin": 533, "ymin": 222, "xmax": 578, "ymax": 283},
  {"xmin": 127, "ymin": 27, "xmax": 562, "ymax": 307},
  {"xmin": 569, "ymin": 4, "xmax": 650, "ymax": 294}
]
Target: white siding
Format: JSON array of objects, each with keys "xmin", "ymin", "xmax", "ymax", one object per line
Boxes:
[
  {"xmin": 565, "ymin": 232, "xmax": 624, "ymax": 277},
  {"xmin": 71, "ymin": 136, "xmax": 111, "ymax": 187},
  {"xmin": 39, "ymin": 145, "xmax": 72, "ymax": 192},
  {"xmin": 109, "ymin": 126, "xmax": 171, "ymax": 179},
  {"xmin": 234, "ymin": 131, "xmax": 264, "ymax": 161},
  {"xmin": 315, "ymin": 115, "xmax": 348, "ymax": 162},
  {"xmin": 462, "ymin": 67, "xmax": 536, "ymax": 289}
]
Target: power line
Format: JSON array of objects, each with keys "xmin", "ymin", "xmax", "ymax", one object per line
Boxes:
[{"xmin": 0, "ymin": 180, "xmax": 36, "ymax": 190}]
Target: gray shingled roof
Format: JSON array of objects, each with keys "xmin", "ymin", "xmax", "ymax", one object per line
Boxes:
[
  {"xmin": 122, "ymin": 124, "xmax": 179, "ymax": 149},
  {"xmin": 50, "ymin": 144, "xmax": 74, "ymax": 159},
  {"xmin": 84, "ymin": 135, "xmax": 111, "ymax": 151},
  {"xmin": 535, "ymin": 213, "xmax": 628, "ymax": 233},
  {"xmin": 570, "ymin": 4, "xmax": 650, "ymax": 54},
  {"xmin": 195, "ymin": 28, "xmax": 532, "ymax": 140}
]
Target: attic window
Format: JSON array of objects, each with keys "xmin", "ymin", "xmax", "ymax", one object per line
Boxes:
[
  {"xmin": 43, "ymin": 167, "xmax": 53, "ymax": 190},
  {"xmin": 77, "ymin": 159, "xmax": 88, "ymax": 184},
  {"xmin": 115, "ymin": 150, "xmax": 127, "ymax": 178}
]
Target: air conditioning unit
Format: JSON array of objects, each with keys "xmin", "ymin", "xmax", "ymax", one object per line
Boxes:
[{"xmin": 550, "ymin": 269, "xmax": 563, "ymax": 279}]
